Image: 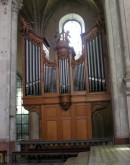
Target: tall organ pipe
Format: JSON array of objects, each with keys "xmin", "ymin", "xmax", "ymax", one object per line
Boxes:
[
  {"xmin": 62, "ymin": 59, "xmax": 65, "ymax": 93},
  {"xmin": 66, "ymin": 59, "xmax": 70, "ymax": 93},
  {"xmin": 87, "ymin": 42, "xmax": 91, "ymax": 91},
  {"xmin": 89, "ymin": 41, "xmax": 94, "ymax": 92},
  {"xmin": 92, "ymin": 37, "xmax": 98, "ymax": 91},
  {"xmin": 35, "ymin": 46, "xmax": 38, "ymax": 94},
  {"xmin": 95, "ymin": 34, "xmax": 101, "ymax": 91},
  {"xmin": 29, "ymin": 41, "xmax": 33, "ymax": 95},
  {"xmin": 99, "ymin": 33, "xmax": 105, "ymax": 90},
  {"xmin": 59, "ymin": 59, "xmax": 62, "ymax": 93},
  {"xmin": 32, "ymin": 44, "xmax": 36, "ymax": 95},
  {"xmin": 38, "ymin": 46, "xmax": 41, "ymax": 94},
  {"xmin": 83, "ymin": 62, "xmax": 85, "ymax": 90},
  {"xmin": 25, "ymin": 39, "xmax": 29, "ymax": 95}
]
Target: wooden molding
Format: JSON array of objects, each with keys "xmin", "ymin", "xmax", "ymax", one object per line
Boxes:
[{"xmin": 92, "ymin": 101, "xmax": 110, "ymax": 113}]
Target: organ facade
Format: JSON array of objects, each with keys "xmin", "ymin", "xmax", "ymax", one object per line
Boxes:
[{"xmin": 22, "ymin": 19, "xmax": 111, "ymax": 140}]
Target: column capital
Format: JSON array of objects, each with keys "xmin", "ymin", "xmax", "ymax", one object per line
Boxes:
[
  {"xmin": 12, "ymin": 0, "xmax": 23, "ymax": 13},
  {"xmin": 1, "ymin": 0, "xmax": 8, "ymax": 5},
  {"xmin": 1, "ymin": 0, "xmax": 9, "ymax": 14}
]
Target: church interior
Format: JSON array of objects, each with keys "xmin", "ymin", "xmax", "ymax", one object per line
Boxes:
[{"xmin": 1, "ymin": 0, "xmax": 130, "ymax": 164}]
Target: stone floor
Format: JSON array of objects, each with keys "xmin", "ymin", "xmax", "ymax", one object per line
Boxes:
[
  {"xmin": 3, "ymin": 145, "xmax": 130, "ymax": 165},
  {"xmin": 88, "ymin": 145, "xmax": 130, "ymax": 165}
]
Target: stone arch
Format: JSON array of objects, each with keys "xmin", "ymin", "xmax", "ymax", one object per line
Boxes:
[{"xmin": 59, "ymin": 13, "xmax": 85, "ymax": 33}]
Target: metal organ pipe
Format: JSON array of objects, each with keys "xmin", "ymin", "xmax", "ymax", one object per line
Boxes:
[
  {"xmin": 43, "ymin": 65, "xmax": 45, "ymax": 92},
  {"xmin": 38, "ymin": 47, "xmax": 41, "ymax": 94},
  {"xmin": 83, "ymin": 62, "xmax": 86, "ymax": 90},
  {"xmin": 25, "ymin": 39, "xmax": 29, "ymax": 95},
  {"xmin": 95, "ymin": 34, "xmax": 101, "ymax": 91},
  {"xmin": 67, "ymin": 59, "xmax": 70, "ymax": 93},
  {"xmin": 87, "ymin": 42, "xmax": 91, "ymax": 92},
  {"xmin": 63, "ymin": 59, "xmax": 65, "ymax": 93},
  {"xmin": 58, "ymin": 59, "xmax": 61, "ymax": 93},
  {"xmin": 35, "ymin": 46, "xmax": 38, "ymax": 95},
  {"xmin": 64, "ymin": 59, "xmax": 67, "ymax": 92},
  {"xmin": 29, "ymin": 40, "xmax": 33, "ymax": 95},
  {"xmin": 99, "ymin": 33, "xmax": 105, "ymax": 91},
  {"xmin": 32, "ymin": 44, "xmax": 36, "ymax": 95},
  {"xmin": 89, "ymin": 41, "xmax": 94, "ymax": 92},
  {"xmin": 92, "ymin": 37, "xmax": 98, "ymax": 91}
]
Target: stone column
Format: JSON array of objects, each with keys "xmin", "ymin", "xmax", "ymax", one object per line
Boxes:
[
  {"xmin": 29, "ymin": 111, "xmax": 39, "ymax": 139},
  {"xmin": 0, "ymin": 0, "xmax": 22, "ymax": 161},
  {"xmin": 118, "ymin": 0, "xmax": 130, "ymax": 142},
  {"xmin": 124, "ymin": 78, "xmax": 130, "ymax": 142},
  {"xmin": 104, "ymin": 0, "xmax": 129, "ymax": 144}
]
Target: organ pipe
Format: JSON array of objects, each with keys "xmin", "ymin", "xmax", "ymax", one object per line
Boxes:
[
  {"xmin": 89, "ymin": 41, "xmax": 95, "ymax": 92},
  {"xmin": 92, "ymin": 38, "xmax": 98, "ymax": 91},
  {"xmin": 87, "ymin": 42, "xmax": 91, "ymax": 91},
  {"xmin": 38, "ymin": 47, "xmax": 41, "ymax": 94},
  {"xmin": 85, "ymin": 27, "xmax": 106, "ymax": 92},
  {"xmin": 95, "ymin": 35, "xmax": 101, "ymax": 91},
  {"xmin": 25, "ymin": 39, "xmax": 28, "ymax": 95},
  {"xmin": 29, "ymin": 41, "xmax": 33, "ymax": 95},
  {"xmin": 23, "ymin": 21, "xmax": 107, "ymax": 96},
  {"xmin": 32, "ymin": 44, "xmax": 36, "ymax": 95},
  {"xmin": 99, "ymin": 33, "xmax": 105, "ymax": 91}
]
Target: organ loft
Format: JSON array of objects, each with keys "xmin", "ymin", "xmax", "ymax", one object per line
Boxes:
[{"xmin": 21, "ymin": 18, "xmax": 111, "ymax": 141}]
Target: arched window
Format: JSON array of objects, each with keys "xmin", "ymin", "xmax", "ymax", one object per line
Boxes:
[
  {"xmin": 63, "ymin": 21, "xmax": 82, "ymax": 59},
  {"xmin": 16, "ymin": 74, "xmax": 29, "ymax": 139},
  {"xmin": 59, "ymin": 13, "xmax": 85, "ymax": 59}
]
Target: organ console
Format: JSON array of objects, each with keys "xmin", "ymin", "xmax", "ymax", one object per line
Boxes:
[{"xmin": 21, "ymin": 18, "xmax": 111, "ymax": 141}]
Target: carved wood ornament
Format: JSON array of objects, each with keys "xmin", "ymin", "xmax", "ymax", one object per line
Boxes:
[{"xmin": 60, "ymin": 102, "xmax": 71, "ymax": 111}]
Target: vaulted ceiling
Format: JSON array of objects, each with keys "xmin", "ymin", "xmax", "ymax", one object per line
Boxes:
[{"xmin": 20, "ymin": 0, "xmax": 104, "ymax": 35}]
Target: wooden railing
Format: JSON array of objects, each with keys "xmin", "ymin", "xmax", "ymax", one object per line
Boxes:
[{"xmin": 12, "ymin": 138, "xmax": 113, "ymax": 163}]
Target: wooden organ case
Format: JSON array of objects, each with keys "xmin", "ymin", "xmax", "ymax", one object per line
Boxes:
[{"xmin": 21, "ymin": 20, "xmax": 111, "ymax": 141}]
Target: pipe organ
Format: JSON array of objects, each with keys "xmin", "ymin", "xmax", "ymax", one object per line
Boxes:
[
  {"xmin": 21, "ymin": 20, "xmax": 111, "ymax": 141},
  {"xmin": 24, "ymin": 33, "xmax": 42, "ymax": 96},
  {"xmin": 58, "ymin": 56, "xmax": 70, "ymax": 94},
  {"xmin": 84, "ymin": 28, "xmax": 106, "ymax": 92},
  {"xmin": 72, "ymin": 56, "xmax": 86, "ymax": 91},
  {"xmin": 44, "ymin": 59, "xmax": 56, "ymax": 93}
]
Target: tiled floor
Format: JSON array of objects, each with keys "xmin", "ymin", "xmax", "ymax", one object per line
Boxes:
[
  {"xmin": 64, "ymin": 152, "xmax": 89, "ymax": 165},
  {"xmin": 88, "ymin": 145, "xmax": 130, "ymax": 165}
]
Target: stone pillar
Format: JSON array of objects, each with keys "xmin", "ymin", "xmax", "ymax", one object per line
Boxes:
[
  {"xmin": 118, "ymin": 0, "xmax": 130, "ymax": 143},
  {"xmin": 29, "ymin": 111, "xmax": 39, "ymax": 139},
  {"xmin": 0, "ymin": 0, "xmax": 22, "ymax": 161},
  {"xmin": 104, "ymin": 0, "xmax": 129, "ymax": 144},
  {"xmin": 124, "ymin": 78, "xmax": 130, "ymax": 142}
]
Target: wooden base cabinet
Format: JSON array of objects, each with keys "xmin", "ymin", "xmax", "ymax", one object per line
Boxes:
[{"xmin": 41, "ymin": 103, "xmax": 92, "ymax": 140}]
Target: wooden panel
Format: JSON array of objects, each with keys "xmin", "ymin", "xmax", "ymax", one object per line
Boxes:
[
  {"xmin": 61, "ymin": 109, "xmax": 71, "ymax": 117},
  {"xmin": 41, "ymin": 103, "xmax": 92, "ymax": 140},
  {"xmin": 75, "ymin": 104, "xmax": 90, "ymax": 116},
  {"xmin": 46, "ymin": 107, "xmax": 57, "ymax": 117},
  {"xmin": 76, "ymin": 119, "xmax": 87, "ymax": 139},
  {"xmin": 62, "ymin": 120, "xmax": 71, "ymax": 140},
  {"xmin": 46, "ymin": 121, "xmax": 57, "ymax": 140}
]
